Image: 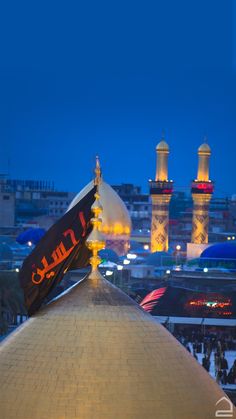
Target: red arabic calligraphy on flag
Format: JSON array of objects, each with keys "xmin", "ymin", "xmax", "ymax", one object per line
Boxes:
[
  {"xmin": 19, "ymin": 186, "xmax": 96, "ymax": 316},
  {"xmin": 31, "ymin": 211, "xmax": 87, "ymax": 284}
]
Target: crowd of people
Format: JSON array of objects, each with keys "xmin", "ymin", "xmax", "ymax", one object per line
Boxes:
[{"xmin": 173, "ymin": 326, "xmax": 236, "ymax": 386}]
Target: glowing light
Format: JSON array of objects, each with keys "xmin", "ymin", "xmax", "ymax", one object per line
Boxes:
[
  {"xmin": 123, "ymin": 259, "xmax": 130, "ymax": 265},
  {"xmin": 203, "ymin": 267, "xmax": 208, "ymax": 273},
  {"xmin": 144, "ymin": 244, "xmax": 149, "ymax": 250},
  {"xmin": 117, "ymin": 265, "xmax": 123, "ymax": 271},
  {"xmin": 232, "ymin": 236, "xmax": 235, "ymax": 240},
  {"xmin": 15, "ymin": 268, "xmax": 19, "ymax": 273},
  {"xmin": 105, "ymin": 270, "xmax": 113, "ymax": 276},
  {"xmin": 101, "ymin": 223, "xmax": 130, "ymax": 235},
  {"xmin": 189, "ymin": 299, "xmax": 231, "ymax": 309},
  {"xmin": 176, "ymin": 245, "xmax": 181, "ymax": 251},
  {"xmin": 28, "ymin": 241, "xmax": 32, "ymax": 247},
  {"xmin": 140, "ymin": 287, "xmax": 167, "ymax": 312},
  {"xmin": 127, "ymin": 253, "xmax": 137, "ymax": 260},
  {"xmin": 191, "ymin": 182, "xmax": 214, "ymax": 194},
  {"xmin": 166, "ymin": 269, "xmax": 171, "ymax": 274},
  {"xmin": 206, "ymin": 302, "xmax": 217, "ymax": 307},
  {"xmin": 227, "ymin": 236, "xmax": 231, "ymax": 241},
  {"xmin": 162, "ymin": 188, "xmax": 173, "ymax": 194}
]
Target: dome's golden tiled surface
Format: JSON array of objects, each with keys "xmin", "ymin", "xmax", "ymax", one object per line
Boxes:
[{"xmin": 0, "ymin": 276, "xmax": 232, "ymax": 419}]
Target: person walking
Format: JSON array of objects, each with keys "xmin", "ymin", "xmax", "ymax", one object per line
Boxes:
[
  {"xmin": 202, "ymin": 355, "xmax": 210, "ymax": 372},
  {"xmin": 214, "ymin": 352, "xmax": 220, "ymax": 377},
  {"xmin": 193, "ymin": 350, "xmax": 198, "ymax": 361}
]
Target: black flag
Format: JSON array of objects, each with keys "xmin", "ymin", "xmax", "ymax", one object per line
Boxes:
[{"xmin": 19, "ymin": 186, "xmax": 96, "ymax": 316}]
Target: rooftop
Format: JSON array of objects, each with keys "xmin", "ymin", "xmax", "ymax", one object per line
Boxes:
[{"xmin": 0, "ymin": 273, "xmax": 229, "ymax": 419}]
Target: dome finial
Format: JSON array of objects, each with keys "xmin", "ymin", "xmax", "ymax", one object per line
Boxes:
[
  {"xmin": 94, "ymin": 155, "xmax": 101, "ymax": 186},
  {"xmin": 86, "ymin": 157, "xmax": 105, "ymax": 280}
]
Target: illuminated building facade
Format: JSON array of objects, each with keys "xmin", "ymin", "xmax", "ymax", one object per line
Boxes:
[
  {"xmin": 140, "ymin": 277, "xmax": 236, "ymax": 319},
  {"xmin": 191, "ymin": 143, "xmax": 214, "ymax": 244},
  {"xmin": 150, "ymin": 139, "xmax": 173, "ymax": 252}
]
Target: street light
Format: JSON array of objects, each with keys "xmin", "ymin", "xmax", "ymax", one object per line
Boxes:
[
  {"xmin": 175, "ymin": 245, "xmax": 181, "ymax": 266},
  {"xmin": 127, "ymin": 253, "xmax": 137, "ymax": 260},
  {"xmin": 105, "ymin": 270, "xmax": 113, "ymax": 276}
]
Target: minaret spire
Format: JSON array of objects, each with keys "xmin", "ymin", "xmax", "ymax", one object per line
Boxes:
[
  {"xmin": 150, "ymin": 136, "xmax": 173, "ymax": 252},
  {"xmin": 191, "ymin": 142, "xmax": 214, "ymax": 244},
  {"xmin": 86, "ymin": 156, "xmax": 105, "ymax": 280}
]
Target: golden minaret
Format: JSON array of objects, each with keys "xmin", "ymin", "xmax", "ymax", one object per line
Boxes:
[
  {"xmin": 86, "ymin": 156, "xmax": 105, "ymax": 280},
  {"xmin": 150, "ymin": 137, "xmax": 173, "ymax": 252},
  {"xmin": 191, "ymin": 142, "xmax": 214, "ymax": 244}
]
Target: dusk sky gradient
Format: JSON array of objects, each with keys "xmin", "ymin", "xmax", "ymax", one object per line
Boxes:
[{"xmin": 0, "ymin": 1, "xmax": 235, "ymax": 196}]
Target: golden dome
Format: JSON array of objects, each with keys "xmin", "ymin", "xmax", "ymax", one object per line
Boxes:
[
  {"xmin": 0, "ymin": 275, "xmax": 230, "ymax": 419},
  {"xmin": 156, "ymin": 140, "xmax": 169, "ymax": 152},
  {"xmin": 198, "ymin": 143, "xmax": 211, "ymax": 155},
  {"xmin": 68, "ymin": 179, "xmax": 131, "ymax": 237}
]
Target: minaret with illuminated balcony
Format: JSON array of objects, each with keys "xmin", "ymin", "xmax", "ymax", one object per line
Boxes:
[
  {"xmin": 150, "ymin": 139, "xmax": 173, "ymax": 252},
  {"xmin": 191, "ymin": 143, "xmax": 214, "ymax": 244}
]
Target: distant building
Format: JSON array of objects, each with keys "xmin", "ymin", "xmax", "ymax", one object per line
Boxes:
[
  {"xmin": 111, "ymin": 184, "xmax": 151, "ymax": 231},
  {"xmin": 0, "ymin": 176, "xmax": 15, "ymax": 227},
  {"xmin": 0, "ymin": 176, "xmax": 76, "ymax": 231}
]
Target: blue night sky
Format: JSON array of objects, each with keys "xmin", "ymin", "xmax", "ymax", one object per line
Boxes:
[{"xmin": 0, "ymin": 1, "xmax": 235, "ymax": 196}]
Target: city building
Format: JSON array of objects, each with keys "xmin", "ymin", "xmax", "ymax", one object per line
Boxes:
[
  {"xmin": 0, "ymin": 175, "xmax": 76, "ymax": 231},
  {"xmin": 0, "ymin": 175, "xmax": 15, "ymax": 227},
  {"xmin": 111, "ymin": 183, "xmax": 151, "ymax": 231}
]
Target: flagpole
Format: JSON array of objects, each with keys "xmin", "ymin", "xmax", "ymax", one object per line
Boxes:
[{"xmin": 86, "ymin": 156, "xmax": 105, "ymax": 280}]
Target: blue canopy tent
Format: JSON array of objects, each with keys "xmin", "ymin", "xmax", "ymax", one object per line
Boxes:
[{"xmin": 16, "ymin": 228, "xmax": 46, "ymax": 245}]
